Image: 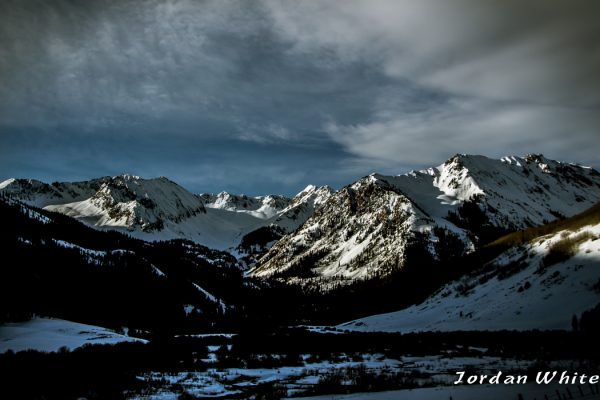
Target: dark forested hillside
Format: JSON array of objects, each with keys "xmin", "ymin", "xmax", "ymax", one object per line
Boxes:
[{"xmin": 0, "ymin": 197, "xmax": 260, "ymax": 333}]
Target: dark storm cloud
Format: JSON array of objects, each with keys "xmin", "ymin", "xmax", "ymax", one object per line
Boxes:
[
  {"xmin": 1, "ymin": 0, "xmax": 599, "ymax": 194},
  {"xmin": 0, "ymin": 0, "xmax": 379, "ymax": 133},
  {"xmin": 264, "ymin": 0, "xmax": 600, "ymax": 166}
]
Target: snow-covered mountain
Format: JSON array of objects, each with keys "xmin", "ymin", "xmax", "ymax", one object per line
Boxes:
[
  {"xmin": 0, "ymin": 177, "xmax": 103, "ymax": 208},
  {"xmin": 233, "ymin": 185, "xmax": 335, "ymax": 258},
  {"xmin": 0, "ymin": 175, "xmax": 332, "ymax": 252},
  {"xmin": 199, "ymin": 192, "xmax": 291, "ymax": 219},
  {"xmin": 3, "ymin": 154, "xmax": 598, "ymax": 268},
  {"xmin": 1, "ymin": 175, "xmax": 207, "ymax": 233},
  {"xmin": 249, "ymin": 154, "xmax": 600, "ymax": 285},
  {"xmin": 340, "ymin": 203, "xmax": 600, "ymax": 332}
]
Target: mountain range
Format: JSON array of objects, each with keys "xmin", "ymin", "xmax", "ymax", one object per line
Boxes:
[
  {"xmin": 0, "ymin": 174, "xmax": 333, "ymax": 254},
  {"xmin": 2, "ymin": 153, "xmax": 600, "ymax": 332}
]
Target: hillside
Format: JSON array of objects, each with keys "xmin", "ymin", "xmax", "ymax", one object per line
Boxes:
[
  {"xmin": 340, "ymin": 202, "xmax": 600, "ymax": 332},
  {"xmin": 0, "ymin": 317, "xmax": 145, "ymax": 353}
]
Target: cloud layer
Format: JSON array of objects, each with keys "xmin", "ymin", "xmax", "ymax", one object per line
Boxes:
[
  {"xmin": 1, "ymin": 0, "xmax": 599, "ymax": 193},
  {"xmin": 264, "ymin": 0, "xmax": 600, "ymax": 165}
]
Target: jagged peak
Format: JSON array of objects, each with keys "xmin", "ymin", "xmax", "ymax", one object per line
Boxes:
[
  {"xmin": 368, "ymin": 172, "xmax": 385, "ymax": 180},
  {"xmin": 113, "ymin": 173, "xmax": 141, "ymax": 181},
  {"xmin": 110, "ymin": 174, "xmax": 181, "ymax": 185},
  {"xmin": 215, "ymin": 191, "xmax": 233, "ymax": 198},
  {"xmin": 300, "ymin": 184, "xmax": 317, "ymax": 193},
  {"xmin": 442, "ymin": 153, "xmax": 498, "ymax": 170},
  {"xmin": 443, "ymin": 153, "xmax": 469, "ymax": 165},
  {"xmin": 350, "ymin": 173, "xmax": 396, "ymax": 191},
  {"xmin": 294, "ymin": 184, "xmax": 334, "ymax": 198},
  {"xmin": 524, "ymin": 153, "xmax": 548, "ymax": 164}
]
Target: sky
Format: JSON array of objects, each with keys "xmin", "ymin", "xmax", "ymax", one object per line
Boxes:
[{"xmin": 1, "ymin": 0, "xmax": 599, "ymax": 196}]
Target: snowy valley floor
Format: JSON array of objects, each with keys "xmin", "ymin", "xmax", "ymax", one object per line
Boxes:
[
  {"xmin": 132, "ymin": 353, "xmax": 597, "ymax": 400},
  {"xmin": 127, "ymin": 329, "xmax": 600, "ymax": 399},
  {"xmin": 2, "ymin": 325, "xmax": 600, "ymax": 399}
]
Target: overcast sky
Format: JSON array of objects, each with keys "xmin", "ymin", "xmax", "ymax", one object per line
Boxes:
[{"xmin": 1, "ymin": 0, "xmax": 599, "ymax": 195}]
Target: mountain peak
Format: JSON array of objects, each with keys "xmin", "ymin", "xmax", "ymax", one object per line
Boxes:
[
  {"xmin": 295, "ymin": 184, "xmax": 334, "ymax": 198},
  {"xmin": 299, "ymin": 184, "xmax": 317, "ymax": 193},
  {"xmin": 114, "ymin": 173, "xmax": 141, "ymax": 181}
]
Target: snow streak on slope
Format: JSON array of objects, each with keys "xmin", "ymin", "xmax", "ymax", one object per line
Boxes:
[
  {"xmin": 340, "ymin": 221, "xmax": 600, "ymax": 332},
  {"xmin": 0, "ymin": 317, "xmax": 145, "ymax": 353},
  {"xmin": 192, "ymin": 283, "xmax": 227, "ymax": 314},
  {"xmin": 251, "ymin": 154, "xmax": 600, "ymax": 284}
]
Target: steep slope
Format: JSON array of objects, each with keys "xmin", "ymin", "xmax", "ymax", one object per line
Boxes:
[
  {"xmin": 250, "ymin": 154, "xmax": 600, "ymax": 285},
  {"xmin": 236, "ymin": 185, "xmax": 335, "ymax": 255},
  {"xmin": 270, "ymin": 185, "xmax": 335, "ymax": 231},
  {"xmin": 340, "ymin": 203, "xmax": 600, "ymax": 332},
  {"xmin": 438, "ymin": 154, "xmax": 600, "ymax": 231},
  {"xmin": 251, "ymin": 176, "xmax": 441, "ymax": 283}
]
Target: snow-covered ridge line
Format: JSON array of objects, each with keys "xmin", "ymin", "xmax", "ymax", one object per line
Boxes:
[
  {"xmin": 251, "ymin": 154, "xmax": 600, "ymax": 284},
  {"xmin": 0, "ymin": 175, "xmax": 331, "ymax": 252},
  {"xmin": 3, "ymin": 154, "xmax": 599, "ymax": 261}
]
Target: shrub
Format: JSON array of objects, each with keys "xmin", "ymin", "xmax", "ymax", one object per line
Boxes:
[{"xmin": 542, "ymin": 231, "xmax": 595, "ymax": 267}]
